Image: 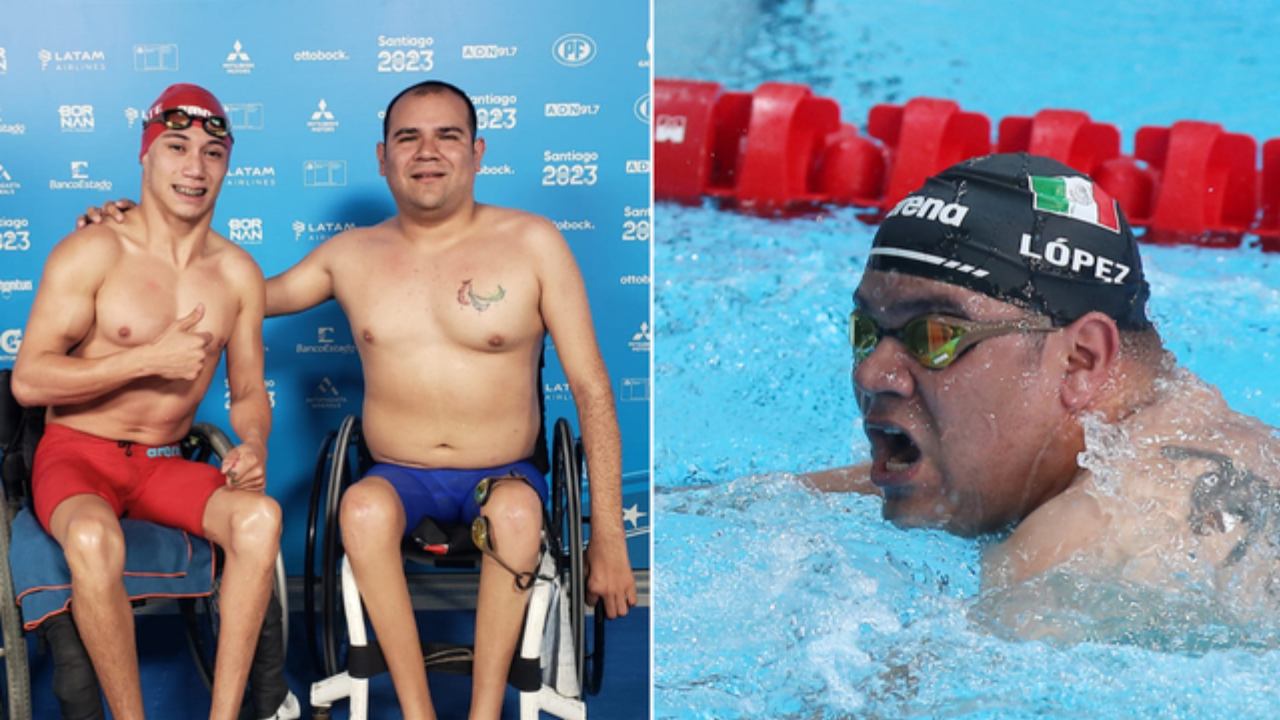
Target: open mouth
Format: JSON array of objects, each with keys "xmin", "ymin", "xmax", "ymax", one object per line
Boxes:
[
  {"xmin": 173, "ymin": 185, "xmax": 207, "ymax": 197},
  {"xmin": 866, "ymin": 422, "xmax": 923, "ymax": 477}
]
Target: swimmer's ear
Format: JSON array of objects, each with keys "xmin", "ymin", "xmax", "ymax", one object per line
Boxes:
[{"xmin": 1058, "ymin": 312, "xmax": 1120, "ymax": 411}]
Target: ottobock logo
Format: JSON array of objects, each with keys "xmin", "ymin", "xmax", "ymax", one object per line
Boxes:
[
  {"xmin": 620, "ymin": 377, "xmax": 649, "ymax": 403},
  {"xmin": 554, "ymin": 219, "xmax": 595, "ymax": 232},
  {"xmin": 544, "ymin": 102, "xmax": 600, "ymax": 118},
  {"xmin": 303, "ymin": 160, "xmax": 347, "ymax": 187},
  {"xmin": 294, "ymin": 49, "xmax": 350, "ymax": 62},
  {"xmin": 619, "ymin": 274, "xmax": 650, "ymax": 286},
  {"xmin": 59, "ymin": 104, "xmax": 95, "ymax": 132},
  {"xmin": 228, "ymin": 217, "xmax": 264, "ymax": 245},
  {"xmin": 629, "ymin": 321, "xmax": 651, "ymax": 353},
  {"xmin": 655, "ymin": 115, "xmax": 687, "ymax": 143},
  {"xmin": 225, "ymin": 103, "xmax": 264, "ymax": 131},
  {"xmin": 307, "ymin": 99, "xmax": 339, "ymax": 133},
  {"xmin": 296, "ymin": 325, "xmax": 356, "ymax": 355},
  {"xmin": 291, "ymin": 219, "xmax": 355, "ymax": 243},
  {"xmin": 462, "ymin": 44, "xmax": 518, "ymax": 60},
  {"xmin": 625, "ymin": 160, "xmax": 650, "ymax": 174},
  {"xmin": 49, "ymin": 162, "xmax": 112, "ymax": 192},
  {"xmin": 476, "ymin": 165, "xmax": 515, "ymax": 176},
  {"xmin": 306, "ymin": 377, "xmax": 348, "ymax": 410},
  {"xmin": 0, "ymin": 163, "xmax": 20, "ymax": 195},
  {"xmin": 0, "ymin": 329, "xmax": 22, "ymax": 359},
  {"xmin": 223, "ymin": 40, "xmax": 255, "ymax": 74},
  {"xmin": 634, "ymin": 94, "xmax": 650, "ymax": 124},
  {"xmin": 552, "ymin": 34, "xmax": 596, "ymax": 67},
  {"xmin": 0, "ymin": 108, "xmax": 26, "ymax": 136},
  {"xmin": 39, "ymin": 48, "xmax": 107, "ymax": 72},
  {"xmin": 0, "ymin": 278, "xmax": 34, "ymax": 299},
  {"xmin": 885, "ymin": 195, "xmax": 970, "ymax": 228},
  {"xmin": 134, "ymin": 44, "xmax": 179, "ymax": 72},
  {"xmin": 225, "ymin": 165, "xmax": 277, "ymax": 188}
]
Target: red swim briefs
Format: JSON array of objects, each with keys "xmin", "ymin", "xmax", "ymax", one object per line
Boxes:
[{"xmin": 32, "ymin": 423, "xmax": 226, "ymax": 537}]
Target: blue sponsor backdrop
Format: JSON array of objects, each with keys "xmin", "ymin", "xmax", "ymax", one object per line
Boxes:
[{"xmin": 0, "ymin": 0, "xmax": 651, "ymax": 572}]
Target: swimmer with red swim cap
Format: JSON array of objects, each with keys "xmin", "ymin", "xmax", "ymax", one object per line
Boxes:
[
  {"xmin": 808, "ymin": 153, "xmax": 1280, "ymax": 633},
  {"xmin": 11, "ymin": 83, "xmax": 281, "ymax": 718}
]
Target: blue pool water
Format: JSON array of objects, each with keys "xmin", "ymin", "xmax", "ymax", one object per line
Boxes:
[{"xmin": 655, "ymin": 1, "xmax": 1280, "ymax": 717}]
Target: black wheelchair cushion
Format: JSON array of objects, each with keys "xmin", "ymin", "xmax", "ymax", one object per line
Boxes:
[{"xmin": 406, "ymin": 516, "xmax": 475, "ymax": 557}]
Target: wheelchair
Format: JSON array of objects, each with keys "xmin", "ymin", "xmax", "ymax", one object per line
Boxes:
[
  {"xmin": 0, "ymin": 369, "xmax": 294, "ymax": 720},
  {"xmin": 304, "ymin": 414, "xmax": 606, "ymax": 719}
]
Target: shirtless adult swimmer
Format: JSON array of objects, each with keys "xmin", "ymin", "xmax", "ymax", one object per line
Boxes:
[
  {"xmin": 267, "ymin": 80, "xmax": 637, "ymax": 718},
  {"xmin": 11, "ymin": 83, "xmax": 281, "ymax": 719},
  {"xmin": 810, "ymin": 153, "xmax": 1280, "ymax": 620}
]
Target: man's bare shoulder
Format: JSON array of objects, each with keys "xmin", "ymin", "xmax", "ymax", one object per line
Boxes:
[
  {"xmin": 987, "ymin": 474, "xmax": 1108, "ymax": 586},
  {"xmin": 310, "ymin": 222, "xmax": 386, "ymax": 260},
  {"xmin": 206, "ymin": 233, "xmax": 266, "ymax": 286},
  {"xmin": 44, "ymin": 222, "xmax": 127, "ymax": 272},
  {"xmin": 475, "ymin": 204, "xmax": 559, "ymax": 242}
]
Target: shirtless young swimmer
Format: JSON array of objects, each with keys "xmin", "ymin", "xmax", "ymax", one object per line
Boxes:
[
  {"xmin": 809, "ymin": 153, "xmax": 1280, "ymax": 627},
  {"xmin": 267, "ymin": 81, "xmax": 637, "ymax": 719},
  {"xmin": 12, "ymin": 83, "xmax": 281, "ymax": 718}
]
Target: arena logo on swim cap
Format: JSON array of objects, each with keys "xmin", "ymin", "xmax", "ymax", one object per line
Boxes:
[
  {"xmin": 884, "ymin": 195, "xmax": 969, "ymax": 227},
  {"xmin": 1028, "ymin": 175, "xmax": 1120, "ymax": 233}
]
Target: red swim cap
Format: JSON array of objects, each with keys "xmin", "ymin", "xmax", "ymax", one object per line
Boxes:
[{"xmin": 139, "ymin": 83, "xmax": 234, "ymax": 162}]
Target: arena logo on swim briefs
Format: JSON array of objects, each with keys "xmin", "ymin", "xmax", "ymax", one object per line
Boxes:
[
  {"xmin": 225, "ymin": 166, "xmax": 277, "ymax": 189},
  {"xmin": 222, "ymin": 40, "xmax": 255, "ymax": 75},
  {"xmin": 375, "ymin": 35, "xmax": 434, "ymax": 73},
  {"xmin": 552, "ymin": 34, "xmax": 596, "ymax": 67},
  {"xmin": 306, "ymin": 377, "xmax": 348, "ymax": 410},
  {"xmin": 0, "ymin": 164, "xmax": 20, "ymax": 195},
  {"xmin": 0, "ymin": 218, "xmax": 31, "ymax": 253},
  {"xmin": 49, "ymin": 161, "xmax": 112, "ymax": 192},
  {"xmin": 622, "ymin": 206, "xmax": 650, "ymax": 242},
  {"xmin": 228, "ymin": 218, "xmax": 264, "ymax": 246},
  {"xmin": 291, "ymin": 219, "xmax": 356, "ymax": 244},
  {"xmin": 0, "ymin": 329, "xmax": 21, "ymax": 359},
  {"xmin": 462, "ymin": 44, "xmax": 518, "ymax": 60},
  {"xmin": 307, "ymin": 100, "xmax": 340, "ymax": 133},
  {"xmin": 133, "ymin": 44, "xmax": 179, "ymax": 72},
  {"xmin": 296, "ymin": 326, "xmax": 356, "ymax": 355},
  {"xmin": 0, "ymin": 279, "xmax": 33, "ymax": 300},
  {"xmin": 58, "ymin": 105, "xmax": 94, "ymax": 133},
  {"xmin": 38, "ymin": 48, "xmax": 106, "ymax": 72}
]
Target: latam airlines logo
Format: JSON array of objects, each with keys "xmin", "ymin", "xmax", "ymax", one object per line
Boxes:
[
  {"xmin": 59, "ymin": 104, "xmax": 95, "ymax": 132},
  {"xmin": 228, "ymin": 217, "xmax": 264, "ymax": 245},
  {"xmin": 552, "ymin": 34, "xmax": 596, "ymax": 67},
  {"xmin": 134, "ymin": 44, "xmax": 179, "ymax": 71},
  {"xmin": 0, "ymin": 329, "xmax": 22, "ymax": 360},
  {"xmin": 223, "ymin": 40, "xmax": 255, "ymax": 74},
  {"xmin": 225, "ymin": 165, "xmax": 277, "ymax": 188},
  {"xmin": 39, "ymin": 48, "xmax": 107, "ymax": 72},
  {"xmin": 291, "ymin": 219, "xmax": 355, "ymax": 243},
  {"xmin": 307, "ymin": 100, "xmax": 339, "ymax": 133}
]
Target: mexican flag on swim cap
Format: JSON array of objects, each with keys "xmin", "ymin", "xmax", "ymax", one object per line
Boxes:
[{"xmin": 866, "ymin": 153, "xmax": 1152, "ymax": 330}]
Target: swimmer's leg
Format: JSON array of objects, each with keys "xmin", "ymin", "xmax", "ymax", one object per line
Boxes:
[
  {"xmin": 471, "ymin": 476, "xmax": 543, "ymax": 720},
  {"xmin": 340, "ymin": 475, "xmax": 436, "ymax": 720}
]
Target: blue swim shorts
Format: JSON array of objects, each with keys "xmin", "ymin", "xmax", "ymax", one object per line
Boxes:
[{"xmin": 366, "ymin": 459, "xmax": 548, "ymax": 535}]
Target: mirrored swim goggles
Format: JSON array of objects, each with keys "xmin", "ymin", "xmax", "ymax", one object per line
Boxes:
[
  {"xmin": 470, "ymin": 475, "xmax": 552, "ymax": 591},
  {"xmin": 145, "ymin": 108, "xmax": 233, "ymax": 140},
  {"xmin": 849, "ymin": 310, "xmax": 1056, "ymax": 370}
]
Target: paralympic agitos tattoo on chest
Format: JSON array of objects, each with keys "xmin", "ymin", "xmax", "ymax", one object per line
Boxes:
[
  {"xmin": 1161, "ymin": 446, "xmax": 1280, "ymax": 566},
  {"xmin": 456, "ymin": 279, "xmax": 506, "ymax": 312}
]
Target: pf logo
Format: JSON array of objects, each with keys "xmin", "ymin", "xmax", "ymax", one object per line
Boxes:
[
  {"xmin": 0, "ymin": 328, "xmax": 22, "ymax": 355},
  {"xmin": 552, "ymin": 34, "xmax": 596, "ymax": 67}
]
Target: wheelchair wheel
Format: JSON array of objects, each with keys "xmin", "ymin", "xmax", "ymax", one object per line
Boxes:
[
  {"xmin": 0, "ymin": 485, "xmax": 31, "ymax": 720},
  {"xmin": 320, "ymin": 416, "xmax": 361, "ymax": 678},
  {"xmin": 305, "ymin": 430, "xmax": 337, "ymax": 674},
  {"xmin": 551, "ymin": 419, "xmax": 587, "ymax": 695}
]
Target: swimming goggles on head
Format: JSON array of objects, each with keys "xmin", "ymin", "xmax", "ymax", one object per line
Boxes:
[
  {"xmin": 849, "ymin": 310, "xmax": 1055, "ymax": 370},
  {"xmin": 145, "ymin": 108, "xmax": 232, "ymax": 140}
]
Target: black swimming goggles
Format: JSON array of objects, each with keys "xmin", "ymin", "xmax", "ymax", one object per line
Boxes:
[
  {"xmin": 469, "ymin": 476, "xmax": 551, "ymax": 591},
  {"xmin": 145, "ymin": 108, "xmax": 233, "ymax": 140},
  {"xmin": 850, "ymin": 310, "xmax": 1056, "ymax": 370}
]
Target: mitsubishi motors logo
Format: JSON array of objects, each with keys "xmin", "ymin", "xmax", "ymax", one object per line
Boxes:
[{"xmin": 223, "ymin": 40, "xmax": 255, "ymax": 74}]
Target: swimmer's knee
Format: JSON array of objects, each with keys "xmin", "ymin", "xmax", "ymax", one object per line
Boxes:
[
  {"xmin": 61, "ymin": 513, "xmax": 125, "ymax": 579},
  {"xmin": 481, "ymin": 481, "xmax": 542, "ymax": 550},
  {"xmin": 340, "ymin": 478, "xmax": 404, "ymax": 541}
]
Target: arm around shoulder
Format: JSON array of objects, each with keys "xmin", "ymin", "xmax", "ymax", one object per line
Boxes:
[{"xmin": 263, "ymin": 235, "xmax": 342, "ymax": 317}]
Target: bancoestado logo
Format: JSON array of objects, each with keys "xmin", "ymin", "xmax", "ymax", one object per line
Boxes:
[
  {"xmin": 552, "ymin": 34, "xmax": 596, "ymax": 67},
  {"xmin": 544, "ymin": 102, "xmax": 600, "ymax": 118},
  {"xmin": 39, "ymin": 48, "xmax": 106, "ymax": 72},
  {"xmin": 622, "ymin": 206, "xmax": 650, "ymax": 242},
  {"xmin": 0, "ymin": 107, "xmax": 25, "ymax": 135},
  {"xmin": 462, "ymin": 44, "xmax": 517, "ymax": 60},
  {"xmin": 291, "ymin": 219, "xmax": 356, "ymax": 243},
  {"xmin": 376, "ymin": 35, "xmax": 433, "ymax": 73},
  {"xmin": 472, "ymin": 94, "xmax": 518, "ymax": 131},
  {"xmin": 1, "ymin": 217, "xmax": 32, "ymax": 252},
  {"xmin": 0, "ymin": 329, "xmax": 22, "ymax": 359},
  {"xmin": 225, "ymin": 165, "xmax": 277, "ymax": 188},
  {"xmin": 542, "ymin": 150, "xmax": 598, "ymax": 187},
  {"xmin": 228, "ymin": 217, "xmax": 264, "ymax": 245},
  {"xmin": 0, "ymin": 278, "xmax": 34, "ymax": 299},
  {"xmin": 296, "ymin": 326, "xmax": 356, "ymax": 355},
  {"xmin": 49, "ymin": 161, "xmax": 112, "ymax": 192}
]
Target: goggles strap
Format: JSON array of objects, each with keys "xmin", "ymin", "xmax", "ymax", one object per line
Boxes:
[{"xmin": 472, "ymin": 474, "xmax": 554, "ymax": 591}]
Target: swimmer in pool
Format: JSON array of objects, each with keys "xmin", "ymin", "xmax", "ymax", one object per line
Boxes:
[
  {"xmin": 11, "ymin": 83, "xmax": 280, "ymax": 719},
  {"xmin": 807, "ymin": 153, "xmax": 1280, "ymax": 619}
]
